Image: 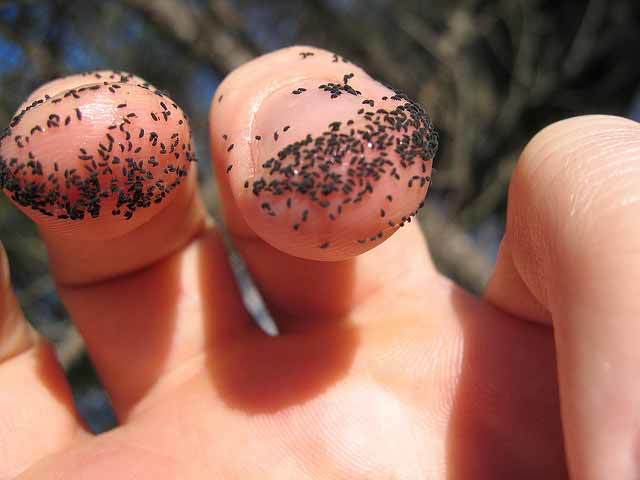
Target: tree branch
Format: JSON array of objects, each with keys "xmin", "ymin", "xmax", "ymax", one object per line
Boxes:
[
  {"xmin": 122, "ymin": 0, "xmax": 259, "ymax": 74},
  {"xmin": 421, "ymin": 204, "xmax": 493, "ymax": 293}
]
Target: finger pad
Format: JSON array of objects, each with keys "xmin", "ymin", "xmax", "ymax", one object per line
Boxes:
[
  {"xmin": 0, "ymin": 72, "xmax": 195, "ymax": 238},
  {"xmin": 212, "ymin": 47, "xmax": 437, "ymax": 261}
]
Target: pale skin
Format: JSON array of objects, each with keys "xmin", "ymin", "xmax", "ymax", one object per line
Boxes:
[{"xmin": 1, "ymin": 46, "xmax": 639, "ymax": 479}]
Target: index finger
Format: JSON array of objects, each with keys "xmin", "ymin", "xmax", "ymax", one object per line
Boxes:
[{"xmin": 210, "ymin": 46, "xmax": 439, "ymax": 330}]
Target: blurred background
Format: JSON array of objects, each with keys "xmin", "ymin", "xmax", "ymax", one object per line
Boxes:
[{"xmin": 1, "ymin": 0, "xmax": 639, "ymax": 431}]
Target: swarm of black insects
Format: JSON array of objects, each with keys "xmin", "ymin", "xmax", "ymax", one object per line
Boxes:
[
  {"xmin": 0, "ymin": 50, "xmax": 438, "ymax": 252},
  {"xmin": 223, "ymin": 50, "xmax": 439, "ymax": 248},
  {"xmin": 0, "ymin": 70, "xmax": 195, "ymax": 221}
]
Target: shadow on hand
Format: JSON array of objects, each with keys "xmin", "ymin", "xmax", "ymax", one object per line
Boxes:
[
  {"xmin": 56, "ymin": 247, "xmax": 183, "ymax": 419},
  {"xmin": 36, "ymin": 343, "xmax": 84, "ymax": 419},
  {"xmin": 198, "ymin": 232, "xmax": 360, "ymax": 414},
  {"xmin": 446, "ymin": 287, "xmax": 567, "ymax": 479}
]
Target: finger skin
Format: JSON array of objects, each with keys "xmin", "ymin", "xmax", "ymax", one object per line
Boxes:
[
  {"xmin": 2, "ymin": 71, "xmax": 193, "ymax": 225},
  {"xmin": 0, "ymin": 344, "xmax": 85, "ymax": 478},
  {"xmin": 485, "ymin": 115, "xmax": 640, "ymax": 479},
  {"xmin": 210, "ymin": 46, "xmax": 438, "ymax": 328},
  {"xmin": 0, "ymin": 70, "xmax": 203, "ymax": 284},
  {"xmin": 0, "ymin": 72, "xmax": 228, "ymax": 420},
  {"xmin": 211, "ymin": 46, "xmax": 437, "ymax": 261},
  {"xmin": 0, "ymin": 243, "xmax": 84, "ymax": 478},
  {"xmin": 0, "ymin": 242, "xmax": 34, "ymax": 361}
]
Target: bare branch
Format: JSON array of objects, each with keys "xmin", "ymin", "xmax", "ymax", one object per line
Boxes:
[
  {"xmin": 57, "ymin": 327, "xmax": 85, "ymax": 371},
  {"xmin": 421, "ymin": 204, "xmax": 494, "ymax": 293},
  {"xmin": 563, "ymin": 0, "xmax": 607, "ymax": 77},
  {"xmin": 122, "ymin": 0, "xmax": 259, "ymax": 74}
]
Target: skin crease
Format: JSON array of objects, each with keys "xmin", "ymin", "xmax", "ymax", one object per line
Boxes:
[{"xmin": 0, "ymin": 45, "xmax": 638, "ymax": 479}]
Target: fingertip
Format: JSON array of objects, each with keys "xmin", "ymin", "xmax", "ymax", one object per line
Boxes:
[
  {"xmin": 1, "ymin": 70, "xmax": 196, "ymax": 240},
  {"xmin": 211, "ymin": 46, "xmax": 437, "ymax": 261},
  {"xmin": 517, "ymin": 115, "xmax": 640, "ymax": 185}
]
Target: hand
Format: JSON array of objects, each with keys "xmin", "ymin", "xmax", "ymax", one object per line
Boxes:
[{"xmin": 1, "ymin": 46, "xmax": 638, "ymax": 479}]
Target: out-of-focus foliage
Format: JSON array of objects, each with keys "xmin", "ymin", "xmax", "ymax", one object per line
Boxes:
[{"xmin": 0, "ymin": 0, "xmax": 639, "ymax": 431}]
